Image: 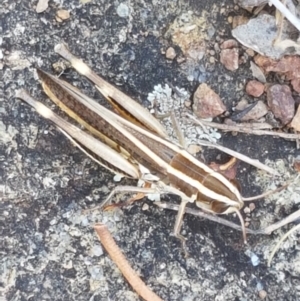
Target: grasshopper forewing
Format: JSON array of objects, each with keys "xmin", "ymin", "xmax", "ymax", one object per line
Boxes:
[{"xmin": 17, "ymin": 48, "xmax": 248, "ymax": 250}]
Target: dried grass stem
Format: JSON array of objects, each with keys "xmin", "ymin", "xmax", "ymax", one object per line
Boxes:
[{"xmin": 94, "ymin": 224, "xmax": 164, "ymax": 301}]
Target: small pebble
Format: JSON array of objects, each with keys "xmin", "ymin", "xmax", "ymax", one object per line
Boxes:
[
  {"xmin": 142, "ymin": 203, "xmax": 149, "ymax": 211},
  {"xmin": 214, "ymin": 42, "xmax": 220, "ymax": 52},
  {"xmin": 244, "ymin": 207, "xmax": 251, "ymax": 214},
  {"xmin": 184, "ymin": 100, "xmax": 191, "ymax": 107},
  {"xmin": 245, "ymin": 250, "xmax": 260, "ymax": 266},
  {"xmin": 56, "ymin": 9, "xmax": 70, "ymax": 22},
  {"xmin": 256, "ymin": 282, "xmax": 264, "ymax": 291},
  {"xmin": 267, "ymin": 84, "xmax": 295, "ymax": 125},
  {"xmin": 193, "ymin": 83, "xmax": 226, "ymax": 118},
  {"xmin": 246, "ymin": 48, "xmax": 255, "ymax": 57},
  {"xmin": 220, "ymin": 48, "xmax": 239, "ymax": 71},
  {"xmin": 249, "ymin": 203, "xmax": 256, "ymax": 211},
  {"xmin": 246, "ymin": 80, "xmax": 264, "ymax": 97},
  {"xmin": 165, "ymin": 47, "xmax": 176, "ymax": 60},
  {"xmin": 250, "ymin": 61, "xmax": 266, "ymax": 83},
  {"xmin": 187, "ymin": 144, "xmax": 202, "ymax": 155},
  {"xmin": 36, "ymin": 0, "xmax": 49, "ymax": 13},
  {"xmin": 258, "ymin": 290, "xmax": 267, "ymax": 300},
  {"xmin": 251, "ymin": 252, "xmax": 260, "ymax": 266},
  {"xmin": 116, "ymin": 3, "xmax": 130, "ymax": 18}
]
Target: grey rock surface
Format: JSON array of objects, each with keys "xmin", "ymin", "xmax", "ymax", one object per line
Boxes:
[{"xmin": 1, "ymin": 1, "xmax": 300, "ymax": 301}]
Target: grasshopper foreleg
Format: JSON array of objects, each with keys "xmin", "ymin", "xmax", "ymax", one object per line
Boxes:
[{"xmin": 172, "ymin": 198, "xmax": 190, "ymax": 257}]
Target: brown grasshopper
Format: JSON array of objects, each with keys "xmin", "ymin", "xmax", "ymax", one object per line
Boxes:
[{"xmin": 16, "ymin": 44, "xmax": 281, "ymax": 251}]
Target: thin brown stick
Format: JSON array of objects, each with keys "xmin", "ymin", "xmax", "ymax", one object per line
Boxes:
[
  {"xmin": 94, "ymin": 224, "xmax": 164, "ymax": 301},
  {"xmin": 188, "ymin": 114, "xmax": 300, "ymax": 140}
]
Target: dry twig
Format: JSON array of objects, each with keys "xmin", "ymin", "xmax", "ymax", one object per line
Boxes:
[
  {"xmin": 268, "ymin": 223, "xmax": 300, "ymax": 266},
  {"xmin": 188, "ymin": 114, "xmax": 300, "ymax": 140},
  {"xmin": 94, "ymin": 224, "xmax": 164, "ymax": 301},
  {"xmin": 269, "ymin": 0, "xmax": 300, "ymax": 31}
]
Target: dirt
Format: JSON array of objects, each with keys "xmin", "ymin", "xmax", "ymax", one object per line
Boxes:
[{"xmin": 1, "ymin": 0, "xmax": 300, "ymax": 300}]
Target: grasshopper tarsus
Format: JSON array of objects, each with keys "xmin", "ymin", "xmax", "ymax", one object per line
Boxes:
[
  {"xmin": 103, "ymin": 191, "xmax": 146, "ymax": 210},
  {"xmin": 176, "ymin": 233, "xmax": 189, "ymax": 258},
  {"xmin": 171, "ymin": 199, "xmax": 191, "ymax": 257}
]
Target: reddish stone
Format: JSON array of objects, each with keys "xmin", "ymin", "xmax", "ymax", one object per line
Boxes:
[
  {"xmin": 220, "ymin": 48, "xmax": 239, "ymax": 71},
  {"xmin": 267, "ymin": 84, "xmax": 295, "ymax": 125},
  {"xmin": 220, "ymin": 39, "xmax": 238, "ymax": 49},
  {"xmin": 254, "ymin": 55, "xmax": 300, "ymax": 80},
  {"xmin": 193, "ymin": 83, "xmax": 226, "ymax": 118},
  {"xmin": 245, "ymin": 80, "xmax": 265, "ymax": 97}
]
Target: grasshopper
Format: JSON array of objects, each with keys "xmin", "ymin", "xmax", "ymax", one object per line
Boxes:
[{"xmin": 17, "ymin": 44, "xmax": 274, "ymax": 251}]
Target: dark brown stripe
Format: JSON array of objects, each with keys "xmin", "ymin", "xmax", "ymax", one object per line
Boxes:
[
  {"xmin": 169, "ymin": 153, "xmax": 238, "ymax": 204},
  {"xmin": 38, "ymin": 69, "xmax": 169, "ymax": 177}
]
